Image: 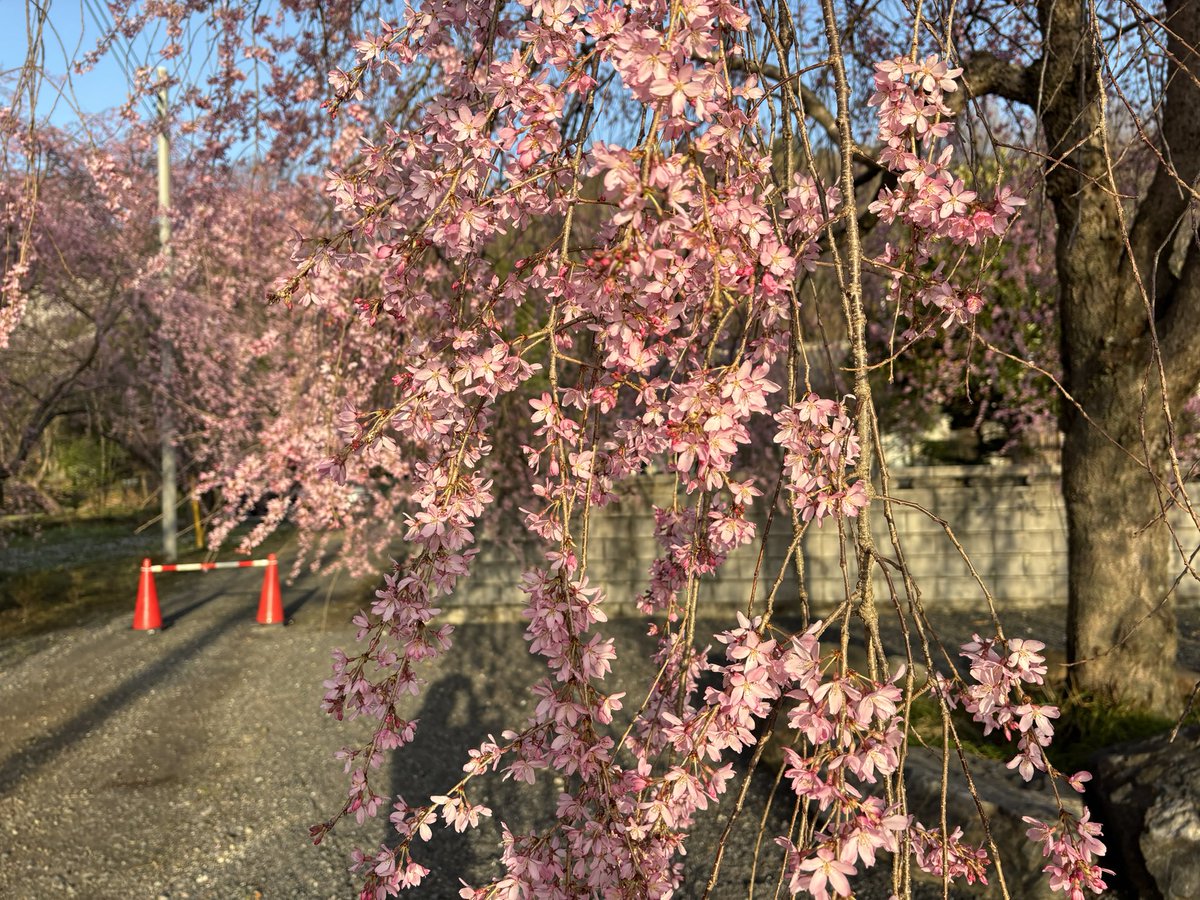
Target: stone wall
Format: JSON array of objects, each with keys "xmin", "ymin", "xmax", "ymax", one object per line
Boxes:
[
  {"xmin": 448, "ymin": 466, "xmax": 1200, "ymax": 617},
  {"xmin": 806, "ymin": 465, "xmax": 1070, "ymax": 611}
]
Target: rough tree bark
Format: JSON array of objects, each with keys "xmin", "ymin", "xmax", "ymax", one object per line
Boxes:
[
  {"xmin": 1021, "ymin": 0, "xmax": 1200, "ymax": 713},
  {"xmin": 961, "ymin": 0, "xmax": 1200, "ymax": 713}
]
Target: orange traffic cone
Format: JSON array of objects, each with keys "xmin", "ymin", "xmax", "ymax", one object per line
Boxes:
[
  {"xmin": 133, "ymin": 558, "xmax": 162, "ymax": 631},
  {"xmin": 257, "ymin": 553, "xmax": 284, "ymax": 625}
]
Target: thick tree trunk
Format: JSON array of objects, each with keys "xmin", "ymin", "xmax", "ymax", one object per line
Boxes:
[
  {"xmin": 1035, "ymin": 0, "xmax": 1200, "ymax": 714},
  {"xmin": 1055, "ymin": 225, "xmax": 1182, "ymax": 713},
  {"xmin": 1050, "ymin": 147, "xmax": 1182, "ymax": 712},
  {"xmin": 1062, "ymin": 408, "xmax": 1179, "ymax": 713}
]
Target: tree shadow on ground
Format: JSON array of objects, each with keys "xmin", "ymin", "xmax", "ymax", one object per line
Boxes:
[
  {"xmin": 389, "ymin": 672, "xmax": 488, "ymax": 896},
  {"xmin": 377, "ymin": 618, "xmax": 570, "ymax": 897},
  {"xmin": 0, "ymin": 598, "xmax": 253, "ymax": 797},
  {"xmin": 159, "ymin": 587, "xmax": 224, "ymax": 628},
  {"xmin": 281, "ymin": 587, "xmax": 319, "ymax": 621}
]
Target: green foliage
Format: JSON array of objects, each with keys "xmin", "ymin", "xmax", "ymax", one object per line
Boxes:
[
  {"xmin": 51, "ymin": 433, "xmax": 136, "ymax": 504},
  {"xmin": 1047, "ymin": 691, "xmax": 1200, "ymax": 773}
]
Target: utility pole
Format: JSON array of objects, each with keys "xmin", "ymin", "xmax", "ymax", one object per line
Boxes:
[{"xmin": 157, "ymin": 66, "xmax": 178, "ymax": 562}]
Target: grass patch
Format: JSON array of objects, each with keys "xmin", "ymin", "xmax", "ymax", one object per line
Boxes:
[
  {"xmin": 1046, "ymin": 693, "xmax": 1200, "ymax": 772},
  {"xmin": 905, "ymin": 692, "xmax": 1013, "ymax": 762},
  {"xmin": 1, "ymin": 514, "xmax": 154, "ymax": 639},
  {"xmin": 905, "ymin": 686, "xmax": 1200, "ymax": 772}
]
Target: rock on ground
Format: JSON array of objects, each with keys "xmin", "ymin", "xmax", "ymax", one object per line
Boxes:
[{"xmin": 1091, "ymin": 725, "xmax": 1200, "ymax": 899}]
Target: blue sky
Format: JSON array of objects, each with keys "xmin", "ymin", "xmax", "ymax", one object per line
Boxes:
[
  {"xmin": 0, "ymin": 0, "xmax": 299, "ymax": 162},
  {"xmin": 0, "ymin": 0, "xmax": 156, "ymax": 127}
]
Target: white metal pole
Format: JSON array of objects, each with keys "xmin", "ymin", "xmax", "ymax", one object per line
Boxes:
[{"xmin": 157, "ymin": 66, "xmax": 177, "ymax": 563}]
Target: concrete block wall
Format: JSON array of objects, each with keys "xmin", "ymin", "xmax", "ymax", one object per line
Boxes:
[
  {"xmin": 452, "ymin": 475, "xmax": 799, "ymax": 616},
  {"xmin": 803, "ymin": 466, "xmax": 1069, "ymax": 613},
  {"xmin": 448, "ymin": 467, "xmax": 1200, "ymax": 617}
]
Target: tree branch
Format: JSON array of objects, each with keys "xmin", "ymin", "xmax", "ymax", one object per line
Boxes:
[
  {"xmin": 1129, "ymin": 0, "xmax": 1200, "ymax": 344},
  {"xmin": 2, "ymin": 300, "xmax": 118, "ymax": 482},
  {"xmin": 720, "ymin": 56, "xmax": 841, "ymax": 146},
  {"xmin": 1158, "ymin": 247, "xmax": 1200, "ymax": 402},
  {"xmin": 956, "ymin": 51, "xmax": 1041, "ymax": 108}
]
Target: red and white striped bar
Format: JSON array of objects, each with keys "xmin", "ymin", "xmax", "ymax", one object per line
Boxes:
[{"xmin": 149, "ymin": 559, "xmax": 270, "ymax": 573}]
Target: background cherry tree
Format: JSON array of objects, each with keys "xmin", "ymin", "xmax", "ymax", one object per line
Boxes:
[{"xmin": 0, "ymin": 119, "xmax": 404, "ymax": 565}]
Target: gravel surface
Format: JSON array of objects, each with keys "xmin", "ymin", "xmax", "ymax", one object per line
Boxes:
[
  {"xmin": 3, "ymin": 545, "xmax": 1196, "ymax": 899},
  {"xmin": 0, "ymin": 559, "xmax": 820, "ymax": 900},
  {"xmin": 0, "ymin": 559, "xmax": 378, "ymax": 899},
  {"xmin": 0, "ymin": 525, "xmax": 160, "ymax": 576}
]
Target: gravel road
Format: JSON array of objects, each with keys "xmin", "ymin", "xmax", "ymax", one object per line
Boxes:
[
  {"xmin": 2, "ymin": 544, "xmax": 1195, "ymax": 899},
  {"xmin": 0, "ymin": 554, "xmax": 811, "ymax": 900}
]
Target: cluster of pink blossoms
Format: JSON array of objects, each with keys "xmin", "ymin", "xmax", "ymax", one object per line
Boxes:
[
  {"xmin": 774, "ymin": 393, "xmax": 869, "ymax": 525},
  {"xmin": 288, "ymin": 0, "xmax": 1108, "ymax": 892},
  {"xmin": 867, "ymin": 55, "xmax": 1026, "ymax": 331},
  {"xmin": 0, "ymin": 105, "xmax": 35, "ymax": 349},
  {"xmin": 638, "ymin": 481, "xmax": 761, "ymax": 617},
  {"xmin": 633, "ymin": 614, "xmax": 916, "ymax": 899},
  {"xmin": 936, "ymin": 635, "xmax": 1111, "ymax": 898},
  {"xmin": 771, "ymin": 627, "xmax": 912, "ymax": 898},
  {"xmin": 1024, "ymin": 810, "xmax": 1111, "ymax": 899},
  {"xmin": 954, "ymin": 634, "xmax": 1060, "ymax": 780}
]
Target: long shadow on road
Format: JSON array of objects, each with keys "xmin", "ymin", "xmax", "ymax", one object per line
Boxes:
[
  {"xmin": 159, "ymin": 587, "xmax": 224, "ymax": 629},
  {"xmin": 388, "ymin": 673, "xmax": 490, "ymax": 896},
  {"xmin": 386, "ymin": 668, "xmax": 564, "ymax": 897},
  {"xmin": 159, "ymin": 581, "xmax": 318, "ymax": 629},
  {"xmin": 0, "ymin": 595, "xmax": 267, "ymax": 798},
  {"xmin": 283, "ymin": 587, "xmax": 319, "ymax": 621}
]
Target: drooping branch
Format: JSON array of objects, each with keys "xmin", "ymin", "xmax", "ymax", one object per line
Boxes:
[{"xmin": 719, "ymin": 56, "xmax": 840, "ymax": 146}]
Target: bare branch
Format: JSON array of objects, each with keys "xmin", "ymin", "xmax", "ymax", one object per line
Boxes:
[{"xmin": 1129, "ymin": 0, "xmax": 1200, "ymax": 345}]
